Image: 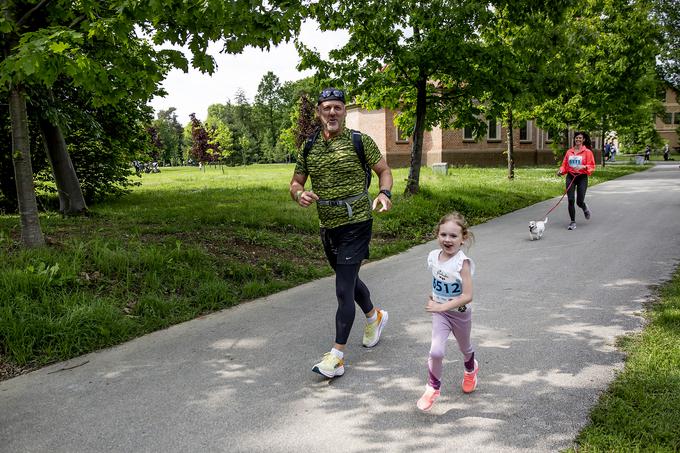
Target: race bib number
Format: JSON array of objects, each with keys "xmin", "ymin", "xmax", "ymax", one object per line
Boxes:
[
  {"xmin": 568, "ymin": 155, "xmax": 583, "ymax": 168},
  {"xmin": 432, "ymin": 276, "xmax": 462, "ymax": 302}
]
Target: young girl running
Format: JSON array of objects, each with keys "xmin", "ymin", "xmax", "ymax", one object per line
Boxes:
[{"xmin": 417, "ymin": 212, "xmax": 478, "ymax": 412}]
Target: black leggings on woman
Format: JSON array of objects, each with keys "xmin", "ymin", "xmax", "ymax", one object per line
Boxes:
[
  {"xmin": 332, "ymin": 262, "xmax": 374, "ymax": 345},
  {"xmin": 566, "ymin": 173, "xmax": 588, "ymax": 222}
]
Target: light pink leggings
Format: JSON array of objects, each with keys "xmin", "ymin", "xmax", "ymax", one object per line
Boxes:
[{"xmin": 428, "ymin": 310, "xmax": 474, "ymax": 390}]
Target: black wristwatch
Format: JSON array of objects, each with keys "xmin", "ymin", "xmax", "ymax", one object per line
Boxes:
[{"xmin": 379, "ymin": 189, "xmax": 392, "ymax": 199}]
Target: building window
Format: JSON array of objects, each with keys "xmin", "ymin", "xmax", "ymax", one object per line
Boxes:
[
  {"xmin": 657, "ymin": 87, "xmax": 667, "ymax": 102},
  {"xmin": 519, "ymin": 120, "xmax": 532, "ymax": 142},
  {"xmin": 545, "ymin": 130, "xmax": 553, "ymax": 143},
  {"xmin": 662, "ymin": 112, "xmax": 673, "ymax": 124},
  {"xmin": 463, "ymin": 126, "xmax": 475, "ymax": 141},
  {"xmin": 674, "ymin": 113, "xmax": 680, "ymax": 125},
  {"xmin": 487, "ymin": 119, "xmax": 501, "ymax": 141},
  {"xmin": 396, "ymin": 127, "xmax": 409, "ymax": 143}
]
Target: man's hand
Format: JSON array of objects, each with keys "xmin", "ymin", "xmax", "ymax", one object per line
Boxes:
[
  {"xmin": 297, "ymin": 190, "xmax": 319, "ymax": 207},
  {"xmin": 372, "ymin": 193, "xmax": 392, "ymax": 212}
]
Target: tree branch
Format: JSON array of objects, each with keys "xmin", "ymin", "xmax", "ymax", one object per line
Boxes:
[
  {"xmin": 68, "ymin": 14, "xmax": 87, "ymax": 29},
  {"xmin": 16, "ymin": 0, "xmax": 53, "ymax": 26}
]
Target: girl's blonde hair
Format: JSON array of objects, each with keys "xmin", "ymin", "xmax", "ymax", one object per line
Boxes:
[{"xmin": 436, "ymin": 212, "xmax": 474, "ymax": 246}]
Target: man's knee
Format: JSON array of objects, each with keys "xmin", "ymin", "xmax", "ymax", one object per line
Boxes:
[{"xmin": 336, "ymin": 285, "xmax": 354, "ymax": 304}]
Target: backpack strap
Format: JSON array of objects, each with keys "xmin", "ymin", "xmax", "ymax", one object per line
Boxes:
[
  {"xmin": 350, "ymin": 129, "xmax": 371, "ymax": 190},
  {"xmin": 301, "ymin": 128, "xmax": 321, "ymax": 171}
]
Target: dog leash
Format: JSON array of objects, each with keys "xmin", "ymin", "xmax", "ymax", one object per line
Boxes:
[{"xmin": 542, "ymin": 174, "xmax": 578, "ymax": 219}]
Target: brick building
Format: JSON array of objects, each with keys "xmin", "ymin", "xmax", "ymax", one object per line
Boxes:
[
  {"xmin": 657, "ymin": 86, "xmax": 679, "ymax": 151},
  {"xmin": 346, "ymin": 105, "xmax": 601, "ymax": 168}
]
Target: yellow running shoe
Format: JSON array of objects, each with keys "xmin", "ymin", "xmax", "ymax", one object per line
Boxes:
[
  {"xmin": 362, "ymin": 309, "xmax": 388, "ymax": 348},
  {"xmin": 312, "ymin": 352, "xmax": 345, "ymax": 378}
]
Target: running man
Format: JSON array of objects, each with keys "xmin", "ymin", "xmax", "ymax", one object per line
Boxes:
[{"xmin": 290, "ymin": 88, "xmax": 393, "ymax": 379}]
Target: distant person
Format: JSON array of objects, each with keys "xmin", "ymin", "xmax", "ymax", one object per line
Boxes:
[
  {"xmin": 610, "ymin": 143, "xmax": 617, "ymax": 162},
  {"xmin": 417, "ymin": 212, "xmax": 478, "ymax": 412},
  {"xmin": 557, "ymin": 131, "xmax": 596, "ymax": 230},
  {"xmin": 644, "ymin": 145, "xmax": 651, "ymax": 161},
  {"xmin": 604, "ymin": 142, "xmax": 611, "ymax": 161},
  {"xmin": 289, "ymin": 88, "xmax": 393, "ymax": 379},
  {"xmin": 663, "ymin": 144, "xmax": 670, "ymax": 161}
]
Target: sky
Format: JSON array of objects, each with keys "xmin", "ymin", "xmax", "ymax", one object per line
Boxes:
[{"xmin": 148, "ymin": 22, "xmax": 348, "ymax": 124}]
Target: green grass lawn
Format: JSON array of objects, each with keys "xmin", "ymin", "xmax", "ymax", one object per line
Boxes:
[
  {"xmin": 567, "ymin": 270, "xmax": 680, "ymax": 452},
  {"xmin": 0, "ymin": 164, "xmax": 644, "ymax": 375},
  {"xmin": 615, "ymin": 151, "xmax": 679, "ymax": 162}
]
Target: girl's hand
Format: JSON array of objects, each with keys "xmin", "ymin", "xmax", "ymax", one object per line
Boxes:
[{"xmin": 426, "ymin": 296, "xmax": 447, "ymax": 313}]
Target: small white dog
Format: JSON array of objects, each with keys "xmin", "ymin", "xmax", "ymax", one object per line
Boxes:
[{"xmin": 529, "ymin": 217, "xmax": 548, "ymax": 240}]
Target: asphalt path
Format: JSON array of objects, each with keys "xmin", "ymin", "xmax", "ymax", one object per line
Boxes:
[{"xmin": 1, "ymin": 163, "xmax": 679, "ymax": 452}]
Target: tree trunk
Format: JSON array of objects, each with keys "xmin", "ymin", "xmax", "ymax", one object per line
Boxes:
[
  {"xmin": 9, "ymin": 86, "xmax": 45, "ymax": 247},
  {"xmin": 506, "ymin": 106, "xmax": 515, "ymax": 180},
  {"xmin": 39, "ymin": 117, "xmax": 88, "ymax": 215},
  {"xmin": 405, "ymin": 75, "xmax": 428, "ymax": 196}
]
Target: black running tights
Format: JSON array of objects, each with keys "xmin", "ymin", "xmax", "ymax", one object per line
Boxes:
[
  {"xmin": 566, "ymin": 173, "xmax": 588, "ymax": 222},
  {"xmin": 332, "ymin": 263, "xmax": 374, "ymax": 345}
]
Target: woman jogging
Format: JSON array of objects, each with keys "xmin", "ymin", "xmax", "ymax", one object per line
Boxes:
[{"xmin": 557, "ymin": 131, "xmax": 596, "ymax": 230}]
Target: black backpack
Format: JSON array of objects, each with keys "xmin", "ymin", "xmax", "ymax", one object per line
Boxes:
[{"xmin": 302, "ymin": 129, "xmax": 372, "ymax": 191}]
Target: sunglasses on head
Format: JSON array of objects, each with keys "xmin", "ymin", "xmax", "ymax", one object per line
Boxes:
[{"xmin": 320, "ymin": 89, "xmax": 344, "ymax": 99}]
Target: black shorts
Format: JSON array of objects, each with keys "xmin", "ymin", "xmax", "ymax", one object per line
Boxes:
[{"xmin": 320, "ymin": 219, "xmax": 372, "ymax": 266}]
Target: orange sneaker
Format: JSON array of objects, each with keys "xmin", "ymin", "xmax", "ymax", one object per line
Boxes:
[
  {"xmin": 416, "ymin": 385, "xmax": 440, "ymax": 411},
  {"xmin": 462, "ymin": 360, "xmax": 479, "ymax": 393}
]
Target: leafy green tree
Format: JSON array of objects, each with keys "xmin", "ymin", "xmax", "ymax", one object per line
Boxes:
[
  {"xmin": 533, "ymin": 0, "xmax": 662, "ymax": 162},
  {"xmin": 205, "ymin": 117, "xmax": 235, "ymax": 163},
  {"xmin": 654, "ymin": 0, "xmax": 680, "ymax": 88},
  {"xmin": 479, "ymin": 4, "xmax": 574, "ymax": 179},
  {"xmin": 1, "ymin": 1, "xmax": 174, "ymax": 245},
  {"xmin": 237, "ymin": 136, "xmax": 251, "ymax": 166},
  {"xmin": 232, "ymin": 89, "xmax": 258, "ymax": 163},
  {"xmin": 1, "ymin": 0, "xmax": 304, "ymax": 246},
  {"xmin": 206, "ymin": 92, "xmax": 258, "ymax": 165},
  {"xmin": 280, "ymin": 76, "xmax": 320, "ymax": 109},
  {"xmin": 153, "ymin": 108, "xmax": 184, "ymax": 165},
  {"xmin": 254, "ymin": 71, "xmax": 285, "ymax": 159},
  {"xmin": 182, "ymin": 122, "xmax": 194, "ymax": 163},
  {"xmin": 64, "ymin": 100, "xmax": 153, "ymax": 203},
  {"xmin": 299, "ymin": 0, "xmax": 492, "ymax": 195},
  {"xmin": 277, "ymin": 78, "xmax": 323, "ymax": 162}
]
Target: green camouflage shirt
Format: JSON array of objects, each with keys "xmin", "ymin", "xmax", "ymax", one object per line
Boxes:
[{"xmin": 294, "ymin": 128, "xmax": 382, "ymax": 229}]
